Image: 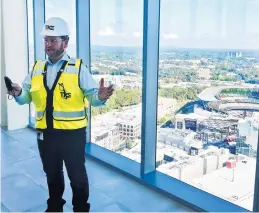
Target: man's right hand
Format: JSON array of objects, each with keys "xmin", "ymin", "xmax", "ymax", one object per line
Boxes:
[{"xmin": 7, "ymin": 83, "xmax": 22, "ymax": 97}]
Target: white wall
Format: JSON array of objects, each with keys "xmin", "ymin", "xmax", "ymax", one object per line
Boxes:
[{"xmin": 1, "ymin": 0, "xmax": 29, "ymax": 130}]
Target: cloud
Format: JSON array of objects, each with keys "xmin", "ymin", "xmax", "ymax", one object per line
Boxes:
[
  {"xmin": 97, "ymin": 26, "xmax": 125, "ymax": 37},
  {"xmin": 45, "ymin": 2, "xmax": 55, "ymax": 9},
  {"xmin": 133, "ymin": 32, "xmax": 142, "ymax": 37},
  {"xmin": 98, "ymin": 27, "xmax": 116, "ymax": 36},
  {"xmin": 163, "ymin": 33, "xmax": 179, "ymax": 40},
  {"xmin": 199, "ymin": 33, "xmax": 212, "ymax": 39}
]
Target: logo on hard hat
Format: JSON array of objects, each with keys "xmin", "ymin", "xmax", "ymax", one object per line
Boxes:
[{"xmin": 45, "ymin": 25, "xmax": 55, "ymax": 31}]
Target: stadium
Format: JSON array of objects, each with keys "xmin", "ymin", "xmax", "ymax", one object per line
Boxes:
[
  {"xmin": 198, "ymin": 85, "xmax": 259, "ymax": 116},
  {"xmin": 177, "ymin": 85, "xmax": 259, "ymax": 117},
  {"xmin": 172, "ymin": 85, "xmax": 259, "ymax": 154}
]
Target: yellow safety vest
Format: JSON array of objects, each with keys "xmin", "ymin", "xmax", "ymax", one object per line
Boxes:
[{"xmin": 31, "ymin": 58, "xmax": 88, "ymax": 130}]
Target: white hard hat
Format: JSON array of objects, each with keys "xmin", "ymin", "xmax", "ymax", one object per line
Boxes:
[{"xmin": 40, "ymin": 17, "xmax": 70, "ymax": 36}]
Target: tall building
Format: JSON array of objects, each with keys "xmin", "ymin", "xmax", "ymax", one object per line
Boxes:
[
  {"xmin": 92, "ymin": 122, "xmax": 121, "ymax": 151},
  {"xmin": 119, "ymin": 115, "xmax": 141, "ymax": 140},
  {"xmin": 228, "ymin": 51, "xmax": 242, "ymax": 57}
]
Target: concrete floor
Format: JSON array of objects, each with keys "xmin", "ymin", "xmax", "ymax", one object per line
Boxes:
[{"xmin": 1, "ymin": 127, "xmax": 194, "ymax": 212}]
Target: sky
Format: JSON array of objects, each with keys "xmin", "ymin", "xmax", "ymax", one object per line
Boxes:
[{"xmin": 27, "ymin": 0, "xmax": 259, "ymax": 49}]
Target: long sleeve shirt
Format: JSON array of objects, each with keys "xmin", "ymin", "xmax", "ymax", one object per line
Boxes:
[{"xmin": 15, "ymin": 53, "xmax": 105, "ymax": 106}]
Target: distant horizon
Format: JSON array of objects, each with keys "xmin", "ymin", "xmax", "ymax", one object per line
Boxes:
[
  {"xmin": 91, "ymin": 45, "xmax": 259, "ymax": 52},
  {"xmin": 27, "ymin": 41, "xmax": 259, "ymax": 53},
  {"xmin": 68, "ymin": 44, "xmax": 259, "ymax": 52}
]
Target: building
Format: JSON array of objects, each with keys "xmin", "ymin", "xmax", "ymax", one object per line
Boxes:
[
  {"xmin": 157, "ymin": 157, "xmax": 204, "ymax": 182},
  {"xmin": 116, "ymin": 105, "xmax": 142, "ymax": 140},
  {"xmin": 237, "ymin": 116, "xmax": 259, "ymax": 157},
  {"xmin": 199, "ymin": 146, "xmax": 230, "ymax": 173},
  {"xmin": 157, "ymin": 128, "xmax": 203, "ymax": 155},
  {"xmin": 228, "ymin": 51, "xmax": 242, "ymax": 58},
  {"xmin": 120, "ymin": 117, "xmax": 141, "ymax": 140},
  {"xmin": 198, "ymin": 118, "xmax": 238, "ymax": 142},
  {"xmin": 157, "ymin": 145, "xmax": 231, "ymax": 182},
  {"xmin": 120, "ymin": 76, "xmax": 142, "ymax": 89},
  {"xmin": 191, "ymin": 156, "xmax": 256, "ymax": 210},
  {"xmin": 91, "ymin": 105, "xmax": 142, "ymax": 150},
  {"xmin": 175, "ymin": 113, "xmax": 207, "ymax": 131},
  {"xmin": 91, "ymin": 121, "xmax": 121, "ymax": 151}
]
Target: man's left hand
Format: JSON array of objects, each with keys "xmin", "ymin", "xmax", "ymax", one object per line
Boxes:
[{"xmin": 98, "ymin": 78, "xmax": 114, "ymax": 101}]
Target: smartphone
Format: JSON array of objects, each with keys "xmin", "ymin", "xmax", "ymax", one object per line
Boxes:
[{"xmin": 4, "ymin": 76, "xmax": 13, "ymax": 92}]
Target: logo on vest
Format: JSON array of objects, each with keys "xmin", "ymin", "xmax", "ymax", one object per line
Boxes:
[
  {"xmin": 58, "ymin": 83, "xmax": 71, "ymax": 99},
  {"xmin": 45, "ymin": 25, "xmax": 55, "ymax": 31}
]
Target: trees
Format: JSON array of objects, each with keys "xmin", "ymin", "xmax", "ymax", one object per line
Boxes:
[
  {"xmin": 91, "ymin": 89, "xmax": 142, "ymax": 117},
  {"xmin": 221, "ymin": 88, "xmax": 252, "ymax": 97},
  {"xmin": 126, "ymin": 139, "xmax": 137, "ymax": 149},
  {"xmin": 158, "ymin": 87, "xmax": 203, "ymax": 101},
  {"xmin": 157, "ymin": 114, "xmax": 175, "ymax": 125},
  {"xmin": 91, "ymin": 86, "xmax": 204, "ymax": 117},
  {"xmin": 157, "ymin": 116, "xmax": 169, "ymax": 125}
]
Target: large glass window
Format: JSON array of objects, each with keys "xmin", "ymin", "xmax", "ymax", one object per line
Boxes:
[
  {"xmin": 45, "ymin": 0, "xmax": 77, "ymax": 56},
  {"xmin": 157, "ymin": 0, "xmax": 259, "ymax": 210},
  {"xmin": 90, "ymin": 0, "xmax": 143, "ymax": 162}
]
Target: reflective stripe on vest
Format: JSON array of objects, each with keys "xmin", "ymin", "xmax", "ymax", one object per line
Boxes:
[
  {"xmin": 36, "ymin": 111, "xmax": 44, "ymax": 118},
  {"xmin": 36, "ymin": 110, "xmax": 86, "ymax": 119},
  {"xmin": 53, "ymin": 110, "xmax": 86, "ymax": 118}
]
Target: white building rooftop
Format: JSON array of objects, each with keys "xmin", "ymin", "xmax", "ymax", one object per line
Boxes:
[{"xmin": 191, "ymin": 157, "xmax": 256, "ymax": 211}]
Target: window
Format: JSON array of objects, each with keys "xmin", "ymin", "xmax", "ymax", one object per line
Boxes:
[
  {"xmin": 157, "ymin": 0, "xmax": 259, "ymax": 210},
  {"xmin": 177, "ymin": 122, "xmax": 183, "ymax": 129},
  {"xmin": 90, "ymin": 0, "xmax": 143, "ymax": 162},
  {"xmin": 45, "ymin": 0, "xmax": 76, "ymax": 57}
]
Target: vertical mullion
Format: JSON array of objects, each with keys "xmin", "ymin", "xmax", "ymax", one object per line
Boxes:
[
  {"xmin": 141, "ymin": 0, "xmax": 161, "ymax": 176},
  {"xmin": 31, "ymin": 0, "xmax": 45, "ymax": 127},
  {"xmin": 76, "ymin": 0, "xmax": 91, "ymax": 143}
]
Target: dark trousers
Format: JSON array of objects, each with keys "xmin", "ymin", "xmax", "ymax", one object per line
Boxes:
[{"xmin": 37, "ymin": 128, "xmax": 90, "ymax": 212}]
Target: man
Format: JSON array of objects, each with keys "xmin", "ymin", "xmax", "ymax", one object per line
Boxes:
[{"xmin": 7, "ymin": 17, "xmax": 114, "ymax": 212}]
